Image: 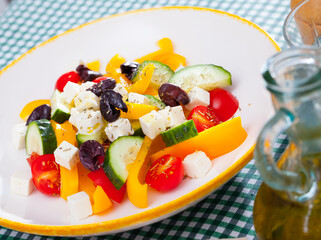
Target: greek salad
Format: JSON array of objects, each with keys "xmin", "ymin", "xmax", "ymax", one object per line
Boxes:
[{"xmin": 11, "ymin": 38, "xmax": 247, "ymax": 219}]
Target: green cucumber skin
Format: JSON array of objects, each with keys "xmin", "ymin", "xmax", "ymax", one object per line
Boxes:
[
  {"xmin": 132, "ymin": 60, "xmax": 174, "ymax": 85},
  {"xmin": 51, "ymin": 109, "xmax": 70, "ymax": 124},
  {"xmin": 26, "ymin": 119, "xmax": 57, "ymax": 155},
  {"xmin": 103, "ymin": 136, "xmax": 144, "ymax": 190},
  {"xmin": 50, "ymin": 90, "xmax": 71, "ymax": 124},
  {"xmin": 168, "ymin": 64, "xmax": 232, "ymax": 91},
  {"xmin": 161, "ymin": 120, "xmax": 198, "ymax": 147},
  {"xmin": 133, "ymin": 128, "xmax": 145, "ymax": 137},
  {"xmin": 76, "ymin": 133, "xmax": 103, "ymax": 146},
  {"xmin": 144, "ymin": 94, "xmax": 166, "ymax": 110}
]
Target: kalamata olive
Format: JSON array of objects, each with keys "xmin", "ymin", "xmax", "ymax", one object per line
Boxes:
[
  {"xmin": 26, "ymin": 104, "xmax": 51, "ymax": 125},
  {"xmin": 76, "ymin": 64, "xmax": 103, "ymax": 82},
  {"xmin": 158, "ymin": 83, "xmax": 190, "ymax": 107},
  {"xmin": 100, "ymin": 90, "xmax": 128, "ymax": 122},
  {"xmin": 120, "ymin": 61, "xmax": 139, "ymax": 80},
  {"xmin": 79, "ymin": 140, "xmax": 105, "ymax": 171},
  {"xmin": 87, "ymin": 78, "xmax": 116, "ymax": 96}
]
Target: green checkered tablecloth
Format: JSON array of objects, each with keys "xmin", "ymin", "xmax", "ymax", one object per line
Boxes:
[{"xmin": 0, "ymin": 0, "xmax": 290, "ymax": 239}]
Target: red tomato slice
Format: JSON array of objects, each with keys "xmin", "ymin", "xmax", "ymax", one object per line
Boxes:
[
  {"xmin": 55, "ymin": 71, "xmax": 81, "ymax": 92},
  {"xmin": 27, "ymin": 152, "xmax": 40, "ymax": 166},
  {"xmin": 92, "ymin": 76, "xmax": 108, "ymax": 83},
  {"xmin": 145, "ymin": 154, "xmax": 184, "ymax": 192},
  {"xmin": 208, "ymin": 88, "xmax": 239, "ymax": 122},
  {"xmin": 87, "ymin": 168, "xmax": 126, "ymax": 203},
  {"xmin": 30, "ymin": 154, "xmax": 60, "ymax": 196},
  {"xmin": 187, "ymin": 105, "xmax": 220, "ymax": 132}
]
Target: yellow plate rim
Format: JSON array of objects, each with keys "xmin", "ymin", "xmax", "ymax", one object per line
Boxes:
[{"xmin": 0, "ymin": 6, "xmax": 280, "ymax": 236}]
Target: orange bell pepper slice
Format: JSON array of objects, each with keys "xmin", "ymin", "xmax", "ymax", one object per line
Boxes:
[
  {"xmin": 20, "ymin": 99, "xmax": 51, "ymax": 121},
  {"xmin": 150, "ymin": 117, "xmax": 247, "ymax": 162},
  {"xmin": 60, "ymin": 165, "xmax": 78, "ymax": 200},
  {"xmin": 126, "ymin": 63, "xmax": 155, "ymax": 94},
  {"xmin": 78, "ymin": 162, "xmax": 96, "ymax": 204},
  {"xmin": 50, "ymin": 120, "xmax": 77, "ymax": 147},
  {"xmin": 135, "ymin": 38, "xmax": 174, "ymax": 64},
  {"xmin": 92, "ymin": 186, "xmax": 113, "ymax": 214},
  {"xmin": 120, "ymin": 102, "xmax": 158, "ymax": 119},
  {"xmin": 127, "ymin": 136, "xmax": 153, "ymax": 208}
]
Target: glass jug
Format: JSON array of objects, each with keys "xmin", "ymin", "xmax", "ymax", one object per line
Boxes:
[{"xmin": 253, "ymin": 47, "xmax": 321, "ymax": 239}]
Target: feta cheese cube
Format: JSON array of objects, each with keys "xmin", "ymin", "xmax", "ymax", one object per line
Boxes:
[
  {"xmin": 113, "ymin": 83, "xmax": 128, "ymax": 100},
  {"xmin": 158, "ymin": 105, "xmax": 186, "ymax": 129},
  {"xmin": 54, "ymin": 141, "xmax": 79, "ymax": 170},
  {"xmin": 10, "ymin": 170, "xmax": 34, "ymax": 196},
  {"xmin": 69, "ymin": 108, "xmax": 80, "ymax": 127},
  {"xmin": 185, "ymin": 86, "xmax": 210, "ymax": 110},
  {"xmin": 11, "ymin": 123, "xmax": 27, "ymax": 150},
  {"xmin": 74, "ymin": 91, "xmax": 100, "ymax": 112},
  {"xmin": 183, "ymin": 151, "xmax": 212, "ymax": 178},
  {"xmin": 75, "ymin": 109, "xmax": 104, "ymax": 135},
  {"xmin": 104, "ymin": 118, "xmax": 134, "ymax": 142},
  {"xmin": 128, "ymin": 92, "xmax": 149, "ymax": 105},
  {"xmin": 61, "ymin": 81, "xmax": 81, "ymax": 104},
  {"xmin": 139, "ymin": 110, "xmax": 166, "ymax": 139},
  {"xmin": 67, "ymin": 191, "xmax": 93, "ymax": 220},
  {"xmin": 79, "ymin": 81, "xmax": 95, "ymax": 93}
]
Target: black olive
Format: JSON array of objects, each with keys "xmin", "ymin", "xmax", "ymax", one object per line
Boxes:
[
  {"xmin": 100, "ymin": 90, "xmax": 128, "ymax": 122},
  {"xmin": 87, "ymin": 78, "xmax": 116, "ymax": 97},
  {"xmin": 26, "ymin": 104, "xmax": 51, "ymax": 125},
  {"xmin": 79, "ymin": 140, "xmax": 105, "ymax": 171},
  {"xmin": 120, "ymin": 61, "xmax": 139, "ymax": 80},
  {"xmin": 158, "ymin": 83, "xmax": 190, "ymax": 107},
  {"xmin": 76, "ymin": 64, "xmax": 103, "ymax": 82}
]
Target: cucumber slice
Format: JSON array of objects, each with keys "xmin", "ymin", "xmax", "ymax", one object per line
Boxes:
[
  {"xmin": 103, "ymin": 136, "xmax": 144, "ymax": 189},
  {"xmin": 25, "ymin": 119, "xmax": 57, "ymax": 155},
  {"xmin": 161, "ymin": 120, "xmax": 198, "ymax": 147},
  {"xmin": 144, "ymin": 94, "xmax": 166, "ymax": 110},
  {"xmin": 76, "ymin": 132, "xmax": 104, "ymax": 146},
  {"xmin": 168, "ymin": 64, "xmax": 232, "ymax": 92},
  {"xmin": 50, "ymin": 90, "xmax": 72, "ymax": 124},
  {"xmin": 132, "ymin": 60, "xmax": 174, "ymax": 87}
]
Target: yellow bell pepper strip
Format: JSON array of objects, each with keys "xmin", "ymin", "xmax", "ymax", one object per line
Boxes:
[
  {"xmin": 60, "ymin": 165, "xmax": 78, "ymax": 200},
  {"xmin": 92, "ymin": 186, "xmax": 113, "ymax": 214},
  {"xmin": 153, "ymin": 53, "xmax": 187, "ymax": 71},
  {"xmin": 120, "ymin": 102, "xmax": 158, "ymax": 119},
  {"xmin": 150, "ymin": 117, "xmax": 247, "ymax": 163},
  {"xmin": 144, "ymin": 86, "xmax": 159, "ymax": 96},
  {"xmin": 157, "ymin": 37, "xmax": 174, "ymax": 53},
  {"xmin": 105, "ymin": 54, "xmax": 126, "ymax": 80},
  {"xmin": 19, "ymin": 99, "xmax": 51, "ymax": 121},
  {"xmin": 86, "ymin": 60, "xmax": 100, "ymax": 72},
  {"xmin": 125, "ymin": 64, "xmax": 155, "ymax": 94},
  {"xmin": 135, "ymin": 38, "xmax": 174, "ymax": 63},
  {"xmin": 50, "ymin": 120, "xmax": 77, "ymax": 147},
  {"xmin": 78, "ymin": 162, "xmax": 96, "ymax": 204},
  {"xmin": 51, "ymin": 120, "xmax": 79, "ymax": 200},
  {"xmin": 127, "ymin": 136, "xmax": 153, "ymax": 208}
]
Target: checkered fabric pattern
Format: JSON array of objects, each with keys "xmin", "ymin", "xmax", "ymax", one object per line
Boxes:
[{"xmin": 0, "ymin": 0, "xmax": 291, "ymax": 239}]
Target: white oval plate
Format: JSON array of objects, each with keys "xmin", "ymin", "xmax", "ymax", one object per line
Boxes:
[{"xmin": 0, "ymin": 7, "xmax": 278, "ymax": 237}]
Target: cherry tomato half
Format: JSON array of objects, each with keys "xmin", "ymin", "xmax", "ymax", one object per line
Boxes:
[
  {"xmin": 145, "ymin": 154, "xmax": 184, "ymax": 192},
  {"xmin": 208, "ymin": 88, "xmax": 239, "ymax": 122},
  {"xmin": 55, "ymin": 71, "xmax": 81, "ymax": 92},
  {"xmin": 27, "ymin": 152, "xmax": 40, "ymax": 166},
  {"xmin": 30, "ymin": 154, "xmax": 61, "ymax": 196},
  {"xmin": 188, "ymin": 105, "xmax": 220, "ymax": 132},
  {"xmin": 92, "ymin": 76, "xmax": 109, "ymax": 83}
]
